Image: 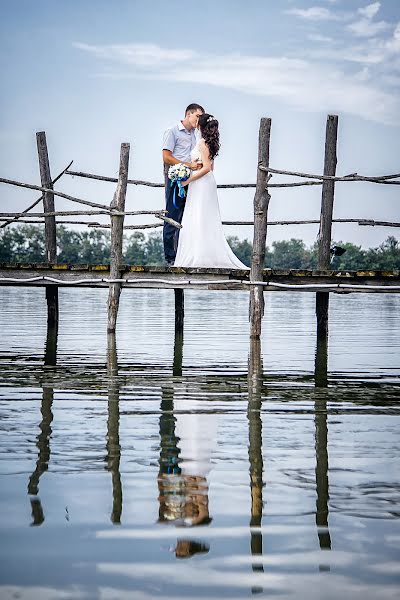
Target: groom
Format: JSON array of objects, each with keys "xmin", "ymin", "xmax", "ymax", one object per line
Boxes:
[{"xmin": 162, "ymin": 103, "xmax": 205, "ymax": 265}]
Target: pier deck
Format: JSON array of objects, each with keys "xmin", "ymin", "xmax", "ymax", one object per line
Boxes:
[{"xmin": 0, "ymin": 264, "xmax": 398, "ymax": 292}]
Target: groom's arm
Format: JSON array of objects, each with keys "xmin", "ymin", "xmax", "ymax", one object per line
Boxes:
[
  {"xmin": 163, "ymin": 128, "xmax": 199, "ymax": 169},
  {"xmin": 162, "ymin": 149, "xmax": 191, "ymax": 168}
]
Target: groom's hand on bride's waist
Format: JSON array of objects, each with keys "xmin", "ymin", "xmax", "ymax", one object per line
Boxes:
[{"xmin": 188, "ymin": 161, "xmax": 203, "ymax": 170}]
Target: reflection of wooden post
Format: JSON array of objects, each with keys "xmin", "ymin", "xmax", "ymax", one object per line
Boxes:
[
  {"xmin": 106, "ymin": 333, "xmax": 122, "ymax": 524},
  {"xmin": 28, "ymin": 385, "xmax": 54, "ymax": 526},
  {"xmin": 107, "ymin": 143, "xmax": 130, "ymax": 333},
  {"xmin": 157, "ymin": 386, "xmax": 182, "ymax": 523},
  {"xmin": 36, "ymin": 131, "xmax": 58, "ymax": 327},
  {"xmin": 316, "ymin": 115, "xmax": 338, "ymax": 340},
  {"xmin": 250, "ymin": 119, "xmax": 271, "ymax": 339},
  {"xmin": 247, "ymin": 339, "xmax": 264, "ymax": 590},
  {"xmin": 315, "ymin": 396, "xmax": 331, "ymax": 566}
]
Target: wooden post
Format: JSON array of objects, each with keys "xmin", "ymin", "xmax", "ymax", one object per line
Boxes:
[
  {"xmin": 249, "ymin": 118, "xmax": 271, "ymax": 339},
  {"xmin": 36, "ymin": 132, "xmax": 58, "ymax": 326},
  {"xmin": 107, "ymin": 143, "xmax": 130, "ymax": 333},
  {"xmin": 174, "ymin": 288, "xmax": 184, "ymax": 333},
  {"xmin": 316, "ymin": 115, "xmax": 338, "ymax": 339},
  {"xmin": 314, "ymin": 334, "xmax": 328, "ymax": 388},
  {"xmin": 44, "ymin": 321, "xmax": 58, "ymax": 366},
  {"xmin": 173, "ymin": 326, "xmax": 183, "ymax": 377}
]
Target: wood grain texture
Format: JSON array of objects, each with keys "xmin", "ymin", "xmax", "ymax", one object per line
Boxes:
[
  {"xmin": 250, "ymin": 118, "xmax": 271, "ymax": 338},
  {"xmin": 107, "ymin": 143, "xmax": 130, "ymax": 333}
]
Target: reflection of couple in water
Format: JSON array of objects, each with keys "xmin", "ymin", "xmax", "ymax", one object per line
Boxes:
[{"xmin": 157, "ymin": 391, "xmax": 218, "ymax": 558}]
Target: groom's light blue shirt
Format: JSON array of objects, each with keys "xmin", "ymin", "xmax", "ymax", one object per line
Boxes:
[{"xmin": 163, "ymin": 121, "xmax": 198, "ymax": 162}]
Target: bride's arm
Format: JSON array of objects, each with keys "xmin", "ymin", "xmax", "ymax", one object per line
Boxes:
[{"xmin": 182, "ymin": 140, "xmax": 212, "ymax": 186}]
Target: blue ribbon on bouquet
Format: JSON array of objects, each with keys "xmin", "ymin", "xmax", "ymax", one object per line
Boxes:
[{"xmin": 172, "ymin": 178, "xmax": 187, "ymax": 209}]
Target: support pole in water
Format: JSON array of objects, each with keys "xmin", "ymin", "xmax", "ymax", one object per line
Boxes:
[
  {"xmin": 316, "ymin": 115, "xmax": 338, "ymax": 342},
  {"xmin": 107, "ymin": 143, "xmax": 130, "ymax": 333},
  {"xmin": 249, "ymin": 118, "xmax": 271, "ymax": 339},
  {"xmin": 36, "ymin": 132, "xmax": 58, "ymax": 327},
  {"xmin": 174, "ymin": 288, "xmax": 184, "ymax": 333}
]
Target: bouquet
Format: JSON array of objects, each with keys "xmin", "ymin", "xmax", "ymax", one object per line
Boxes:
[{"xmin": 168, "ymin": 163, "xmax": 192, "ymax": 204}]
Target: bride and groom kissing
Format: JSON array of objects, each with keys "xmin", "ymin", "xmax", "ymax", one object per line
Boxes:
[{"xmin": 162, "ymin": 103, "xmax": 248, "ymax": 270}]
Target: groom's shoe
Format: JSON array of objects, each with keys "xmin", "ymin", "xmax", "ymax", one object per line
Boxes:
[{"xmin": 165, "ymin": 258, "xmax": 175, "ymax": 267}]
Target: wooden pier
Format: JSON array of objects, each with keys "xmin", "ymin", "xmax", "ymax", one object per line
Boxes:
[
  {"xmin": 0, "ymin": 263, "xmax": 398, "ymax": 291},
  {"xmin": 0, "ymin": 115, "xmax": 399, "ymax": 347}
]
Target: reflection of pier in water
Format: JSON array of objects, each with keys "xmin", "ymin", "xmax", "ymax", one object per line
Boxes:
[
  {"xmin": 26, "ymin": 313, "xmax": 332, "ymax": 572},
  {"xmin": 27, "ymin": 321, "xmax": 58, "ymax": 525},
  {"xmin": 106, "ymin": 333, "xmax": 122, "ymax": 524},
  {"xmin": 245, "ymin": 335, "xmax": 332, "ymax": 589},
  {"xmin": 157, "ymin": 377, "xmax": 212, "ymax": 558},
  {"xmin": 247, "ymin": 339, "xmax": 265, "ymax": 594},
  {"xmin": 314, "ymin": 306, "xmax": 332, "ymax": 566}
]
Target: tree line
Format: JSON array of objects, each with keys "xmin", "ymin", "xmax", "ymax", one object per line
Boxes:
[{"xmin": 0, "ymin": 225, "xmax": 399, "ymax": 270}]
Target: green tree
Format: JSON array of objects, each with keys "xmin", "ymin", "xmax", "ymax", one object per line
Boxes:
[
  {"xmin": 0, "ymin": 228, "xmax": 16, "ymax": 262},
  {"xmin": 227, "ymin": 236, "xmax": 252, "ymax": 267},
  {"xmin": 1, "ymin": 225, "xmax": 398, "ymax": 270},
  {"xmin": 0, "ymin": 225, "xmax": 46, "ymax": 262},
  {"xmin": 124, "ymin": 232, "xmax": 146, "ymax": 264},
  {"xmin": 80, "ymin": 230, "xmax": 111, "ymax": 263},
  {"xmin": 365, "ymin": 236, "xmax": 400, "ymax": 270},
  {"xmin": 144, "ymin": 231, "xmax": 164, "ymax": 264},
  {"xmin": 57, "ymin": 227, "xmax": 85, "ymax": 263},
  {"xmin": 270, "ymin": 239, "xmax": 307, "ymax": 269},
  {"xmin": 57, "ymin": 227, "xmax": 110, "ymax": 264},
  {"xmin": 330, "ymin": 242, "xmax": 367, "ymax": 270}
]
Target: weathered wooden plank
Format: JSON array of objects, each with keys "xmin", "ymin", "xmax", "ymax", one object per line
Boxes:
[
  {"xmin": 0, "ymin": 263, "xmax": 398, "ymax": 277},
  {"xmin": 0, "ymin": 160, "xmax": 73, "ymax": 229},
  {"xmin": 0, "ymin": 268, "xmax": 398, "ymax": 291}
]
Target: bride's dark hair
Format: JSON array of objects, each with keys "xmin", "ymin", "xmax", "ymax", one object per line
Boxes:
[{"xmin": 198, "ymin": 113, "xmax": 220, "ymax": 160}]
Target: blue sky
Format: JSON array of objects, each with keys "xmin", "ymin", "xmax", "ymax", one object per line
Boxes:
[{"xmin": 1, "ymin": 0, "xmax": 399, "ymax": 248}]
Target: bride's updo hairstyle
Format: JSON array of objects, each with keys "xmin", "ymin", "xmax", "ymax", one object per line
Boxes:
[{"xmin": 198, "ymin": 113, "xmax": 220, "ymax": 160}]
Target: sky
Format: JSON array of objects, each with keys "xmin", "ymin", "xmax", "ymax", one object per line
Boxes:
[{"xmin": 0, "ymin": 0, "xmax": 399, "ymax": 248}]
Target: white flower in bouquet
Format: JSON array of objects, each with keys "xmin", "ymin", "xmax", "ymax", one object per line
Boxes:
[{"xmin": 168, "ymin": 163, "xmax": 192, "ymax": 183}]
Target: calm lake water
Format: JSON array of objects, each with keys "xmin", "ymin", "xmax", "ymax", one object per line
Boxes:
[{"xmin": 0, "ymin": 287, "xmax": 399, "ymax": 600}]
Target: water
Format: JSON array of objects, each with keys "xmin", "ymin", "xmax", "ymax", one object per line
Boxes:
[{"xmin": 0, "ymin": 287, "xmax": 399, "ymax": 600}]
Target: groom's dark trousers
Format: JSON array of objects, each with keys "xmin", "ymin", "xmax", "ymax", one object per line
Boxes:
[{"xmin": 163, "ymin": 174, "xmax": 186, "ymax": 263}]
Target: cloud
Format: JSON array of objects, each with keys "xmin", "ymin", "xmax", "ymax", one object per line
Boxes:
[
  {"xmin": 73, "ymin": 42, "xmax": 196, "ymax": 67},
  {"xmin": 358, "ymin": 2, "xmax": 380, "ymax": 19},
  {"xmin": 347, "ymin": 2, "xmax": 390, "ymax": 37},
  {"xmin": 74, "ymin": 42, "xmax": 400, "ymax": 126},
  {"xmin": 285, "ymin": 6, "xmax": 344, "ymax": 21},
  {"xmin": 348, "ymin": 18, "xmax": 390, "ymax": 37},
  {"xmin": 308, "ymin": 34, "xmax": 334, "ymax": 43}
]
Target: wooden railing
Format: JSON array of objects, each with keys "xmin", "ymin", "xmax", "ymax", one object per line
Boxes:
[{"xmin": 0, "ymin": 115, "xmax": 399, "ymax": 340}]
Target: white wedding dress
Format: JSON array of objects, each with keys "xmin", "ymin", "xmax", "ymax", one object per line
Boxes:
[{"xmin": 174, "ymin": 143, "xmax": 250, "ymax": 269}]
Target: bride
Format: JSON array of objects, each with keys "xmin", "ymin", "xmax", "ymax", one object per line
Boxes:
[{"xmin": 173, "ymin": 113, "xmax": 249, "ymax": 269}]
